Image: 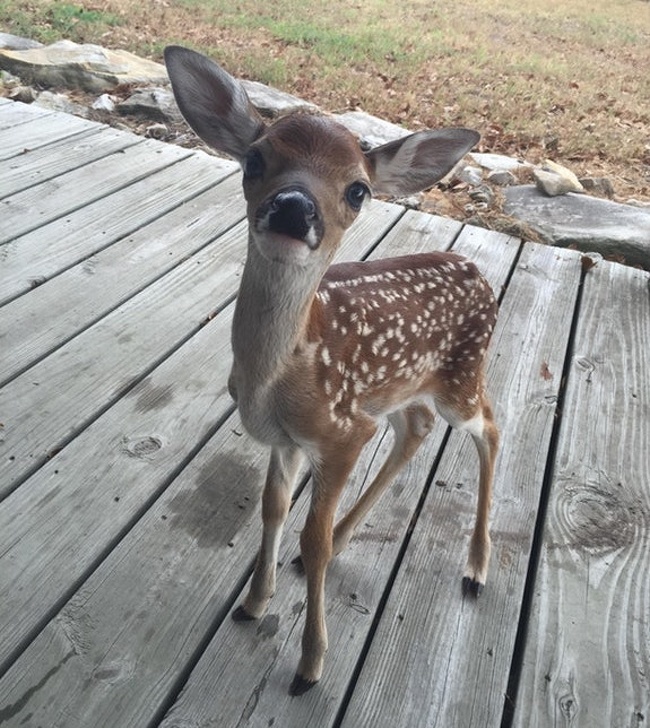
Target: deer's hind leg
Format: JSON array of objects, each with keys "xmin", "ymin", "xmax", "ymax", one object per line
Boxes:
[
  {"xmin": 462, "ymin": 395, "xmax": 499, "ymax": 595},
  {"xmin": 332, "ymin": 402, "xmax": 436, "ymax": 556},
  {"xmin": 435, "ymin": 387, "xmax": 499, "ymax": 596}
]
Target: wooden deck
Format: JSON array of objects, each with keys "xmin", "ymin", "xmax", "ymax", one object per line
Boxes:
[{"xmin": 0, "ymin": 97, "xmax": 648, "ymax": 728}]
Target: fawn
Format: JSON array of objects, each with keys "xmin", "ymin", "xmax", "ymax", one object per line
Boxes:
[{"xmin": 165, "ymin": 46, "xmax": 499, "ymax": 696}]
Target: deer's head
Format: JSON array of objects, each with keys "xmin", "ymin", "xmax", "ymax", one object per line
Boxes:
[{"xmin": 165, "ymin": 46, "xmax": 479, "ymax": 269}]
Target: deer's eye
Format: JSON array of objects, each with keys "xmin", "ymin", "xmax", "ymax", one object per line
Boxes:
[
  {"xmin": 345, "ymin": 181, "xmax": 370, "ymax": 211},
  {"xmin": 243, "ymin": 148, "xmax": 265, "ymax": 180}
]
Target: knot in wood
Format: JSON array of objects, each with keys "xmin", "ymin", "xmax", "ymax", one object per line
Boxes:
[{"xmin": 556, "ymin": 481, "xmax": 643, "ymax": 555}]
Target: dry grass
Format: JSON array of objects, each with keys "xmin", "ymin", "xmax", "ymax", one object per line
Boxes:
[{"xmin": 2, "ymin": 0, "xmax": 649, "ymax": 199}]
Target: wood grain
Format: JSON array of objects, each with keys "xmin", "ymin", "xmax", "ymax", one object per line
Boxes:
[
  {"xmin": 0, "ymin": 152, "xmax": 238, "ymax": 306},
  {"xmin": 0, "ymin": 138, "xmax": 192, "ymax": 243},
  {"xmin": 0, "ymin": 127, "xmax": 144, "ymax": 198},
  {"xmin": 0, "ymin": 219, "xmax": 251, "ymax": 498},
  {"xmin": 0, "ymin": 100, "xmax": 56, "ymax": 130},
  {"xmin": 0, "ymin": 173, "xmax": 245, "ymax": 383},
  {"xmin": 1, "ymin": 101, "xmax": 647, "ymax": 728},
  {"xmin": 512, "ymin": 261, "xmax": 650, "ymax": 727},
  {"xmin": 0, "ymin": 111, "xmax": 97, "ymax": 161},
  {"xmin": 0, "ymin": 303, "xmax": 238, "ymax": 674}
]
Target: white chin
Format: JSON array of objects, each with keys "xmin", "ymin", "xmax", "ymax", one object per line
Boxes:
[{"xmin": 253, "ymin": 231, "xmax": 313, "ymax": 265}]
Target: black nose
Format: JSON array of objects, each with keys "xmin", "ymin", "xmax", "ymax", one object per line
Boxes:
[{"xmin": 265, "ymin": 189, "xmax": 321, "ymax": 246}]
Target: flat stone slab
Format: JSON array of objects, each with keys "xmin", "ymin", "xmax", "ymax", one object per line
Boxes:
[
  {"xmin": 0, "ymin": 33, "xmax": 43, "ymax": 51},
  {"xmin": 504, "ymin": 185, "xmax": 650, "ymax": 268},
  {"xmin": 240, "ymin": 79, "xmax": 317, "ymax": 117},
  {"xmin": 469, "ymin": 152, "xmax": 532, "ymax": 172},
  {"xmin": 333, "ymin": 110, "xmax": 409, "ymax": 147},
  {"xmin": 0, "ymin": 40, "xmax": 168, "ymax": 93},
  {"xmin": 117, "ymin": 87, "xmax": 183, "ymax": 123}
]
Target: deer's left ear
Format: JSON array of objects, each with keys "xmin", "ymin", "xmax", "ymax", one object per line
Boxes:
[
  {"xmin": 366, "ymin": 128, "xmax": 479, "ymax": 196},
  {"xmin": 165, "ymin": 46, "xmax": 266, "ymax": 163}
]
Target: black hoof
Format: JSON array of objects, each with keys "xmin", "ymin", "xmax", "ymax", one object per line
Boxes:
[
  {"xmin": 232, "ymin": 605, "xmax": 256, "ymax": 622},
  {"xmin": 462, "ymin": 576, "xmax": 484, "ymax": 597},
  {"xmin": 289, "ymin": 673, "xmax": 317, "ymax": 696}
]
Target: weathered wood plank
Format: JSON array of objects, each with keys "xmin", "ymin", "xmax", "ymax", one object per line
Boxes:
[
  {"xmin": 149, "ymin": 226, "xmax": 519, "ymax": 728},
  {"xmin": 0, "ymin": 137, "xmax": 192, "ymax": 243},
  {"xmin": 339, "ymin": 243, "xmax": 584, "ymax": 728},
  {"xmin": 452, "ymin": 224, "xmax": 520, "ymax": 297},
  {"xmin": 0, "ymin": 126, "xmax": 141, "ymax": 198},
  {"xmin": 0, "ymin": 411, "xmax": 274, "ymax": 727},
  {"xmin": 158, "ymin": 429, "xmax": 413, "ymax": 728},
  {"xmin": 0, "ymin": 220, "xmax": 247, "ymax": 498},
  {"xmin": 0, "ymin": 173, "xmax": 245, "ymax": 383},
  {"xmin": 363, "ymin": 206, "xmax": 462, "ymax": 256},
  {"xmin": 512, "ymin": 262, "xmax": 650, "ymax": 727},
  {"xmin": 0, "ymin": 305, "xmax": 238, "ymax": 676},
  {"xmin": 0, "ymin": 198, "xmax": 401, "ymax": 493},
  {"xmin": 0, "ymin": 112, "xmax": 98, "ymax": 161},
  {"xmin": 0, "ymin": 152, "xmax": 238, "ymax": 306},
  {"xmin": 0, "ymin": 198, "xmax": 400, "ymax": 676},
  {"xmin": 0, "ymin": 100, "xmax": 56, "ymax": 130}
]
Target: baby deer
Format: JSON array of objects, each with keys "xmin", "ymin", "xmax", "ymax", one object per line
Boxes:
[{"xmin": 165, "ymin": 46, "xmax": 499, "ymax": 696}]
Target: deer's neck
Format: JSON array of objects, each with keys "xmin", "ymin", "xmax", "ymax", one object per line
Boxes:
[{"xmin": 231, "ymin": 241, "xmax": 323, "ymax": 393}]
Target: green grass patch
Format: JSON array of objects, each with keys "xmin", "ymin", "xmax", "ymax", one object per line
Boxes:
[
  {"xmin": 0, "ymin": 0, "xmax": 648, "ymax": 196},
  {"xmin": 0, "ymin": 1, "xmax": 122, "ymax": 44}
]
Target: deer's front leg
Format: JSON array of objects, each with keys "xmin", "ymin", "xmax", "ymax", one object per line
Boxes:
[
  {"xmin": 233, "ymin": 444, "xmax": 303, "ymax": 621},
  {"xmin": 290, "ymin": 430, "xmax": 374, "ymax": 696}
]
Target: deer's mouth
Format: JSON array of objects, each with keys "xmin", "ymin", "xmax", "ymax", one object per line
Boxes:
[{"xmin": 256, "ymin": 187, "xmax": 324, "ymax": 252}]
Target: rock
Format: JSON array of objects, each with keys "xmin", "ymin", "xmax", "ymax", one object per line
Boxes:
[
  {"xmin": 468, "ymin": 184, "xmax": 495, "ymax": 206},
  {"xmin": 390, "ymin": 194, "xmax": 422, "ymax": 209},
  {"xmin": 333, "ymin": 110, "xmax": 408, "ymax": 148},
  {"xmin": 0, "ymin": 68, "xmax": 21, "ymax": 88},
  {"xmin": 0, "ymin": 33, "xmax": 43, "ymax": 51},
  {"xmin": 117, "ymin": 87, "xmax": 181, "ymax": 123},
  {"xmin": 534, "ymin": 169, "xmax": 573, "ymax": 196},
  {"xmin": 92, "ymin": 93, "xmax": 116, "ymax": 112},
  {"xmin": 145, "ymin": 122, "xmax": 169, "ymax": 139},
  {"xmin": 0, "ymin": 40, "xmax": 168, "ymax": 93},
  {"xmin": 33, "ymin": 90, "xmax": 89, "ymax": 117},
  {"xmin": 457, "ymin": 165, "xmax": 483, "ymax": 186},
  {"xmin": 543, "ymin": 159, "xmax": 584, "ymax": 188},
  {"xmin": 579, "ymin": 176, "xmax": 615, "ymax": 198},
  {"xmin": 240, "ymin": 79, "xmax": 318, "ymax": 118},
  {"xmin": 487, "ymin": 169, "xmax": 517, "ymax": 186},
  {"xmin": 469, "ymin": 152, "xmax": 532, "ymax": 172},
  {"xmin": 504, "ymin": 185, "xmax": 650, "ymax": 268},
  {"xmin": 9, "ymin": 85, "xmax": 37, "ymax": 103},
  {"xmin": 534, "ymin": 159, "xmax": 584, "ymax": 197},
  {"xmin": 626, "ymin": 199, "xmax": 650, "ymax": 209}
]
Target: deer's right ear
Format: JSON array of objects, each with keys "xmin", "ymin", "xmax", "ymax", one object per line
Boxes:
[{"xmin": 164, "ymin": 46, "xmax": 265, "ymax": 163}]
